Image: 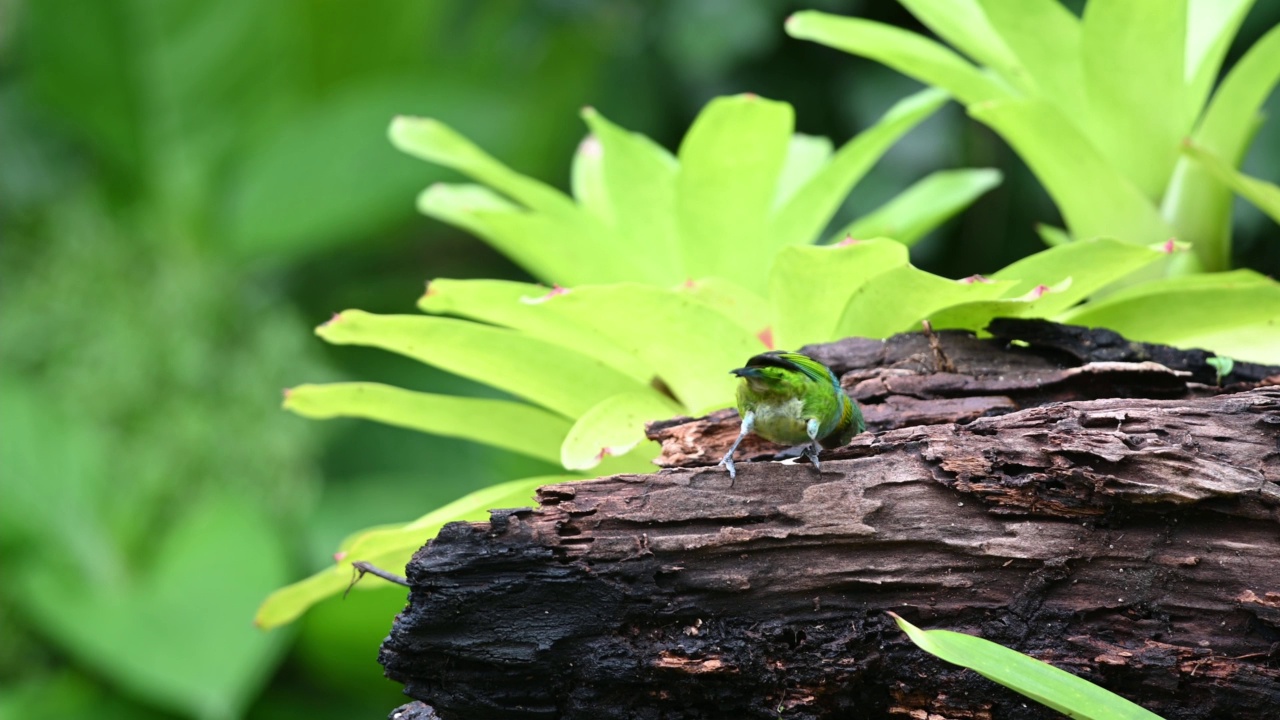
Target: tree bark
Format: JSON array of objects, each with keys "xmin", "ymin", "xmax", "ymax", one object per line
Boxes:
[{"xmin": 380, "ymin": 324, "xmax": 1280, "ymax": 720}]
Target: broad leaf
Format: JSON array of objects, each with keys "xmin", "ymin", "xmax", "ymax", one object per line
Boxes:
[
  {"xmin": 417, "ymin": 183, "xmax": 615, "ymax": 284},
  {"xmin": 892, "ymin": 614, "xmax": 1164, "ymax": 720},
  {"xmin": 770, "ymin": 87, "xmax": 949, "ymax": 253},
  {"xmin": 284, "ymin": 382, "xmax": 570, "ymax": 465},
  {"xmin": 419, "ymin": 278, "xmax": 651, "ymax": 382},
  {"xmin": 897, "ymin": 0, "xmax": 1023, "ymax": 88},
  {"xmin": 523, "ymin": 284, "xmax": 765, "ymax": 415},
  {"xmin": 977, "ymin": 0, "xmax": 1086, "ymax": 117},
  {"xmin": 1059, "ymin": 281, "xmax": 1280, "ymax": 364},
  {"xmin": 769, "ymin": 240, "xmax": 910, "ymax": 349},
  {"xmin": 571, "ymin": 133, "xmax": 613, "ymax": 224},
  {"xmin": 1184, "ymin": 144, "xmax": 1280, "ymax": 225},
  {"xmin": 560, "ymin": 391, "xmax": 680, "ymax": 471},
  {"xmin": 1080, "ymin": 0, "xmax": 1188, "ymax": 201},
  {"xmin": 675, "ymin": 94, "xmax": 793, "ymax": 287},
  {"xmin": 989, "ymin": 238, "xmax": 1168, "ymax": 316},
  {"xmin": 679, "ymin": 277, "xmax": 772, "ymax": 338},
  {"xmin": 1184, "ymin": 0, "xmax": 1256, "ymax": 121},
  {"xmin": 256, "ymin": 476, "xmax": 571, "ymax": 629},
  {"xmin": 835, "ymin": 264, "xmax": 1014, "ymax": 339},
  {"xmin": 390, "ymin": 116, "xmax": 578, "ymax": 219},
  {"xmin": 1165, "ymin": 23, "xmax": 1280, "ymax": 269},
  {"xmin": 834, "ymin": 168, "xmax": 1002, "ymax": 246},
  {"xmin": 785, "ymin": 12, "xmax": 1011, "ymax": 105},
  {"xmin": 774, "ymin": 133, "xmax": 835, "ymax": 210},
  {"xmin": 582, "ymin": 107, "xmax": 683, "ymax": 284},
  {"xmin": 316, "ymin": 310, "xmax": 649, "ymax": 418},
  {"xmin": 969, "ymin": 98, "xmax": 1175, "ymax": 245}
]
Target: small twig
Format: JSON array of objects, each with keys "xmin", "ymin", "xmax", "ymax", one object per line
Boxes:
[
  {"xmin": 346, "ymin": 560, "xmax": 410, "ymax": 598},
  {"xmin": 921, "ymin": 320, "xmax": 955, "ymax": 373}
]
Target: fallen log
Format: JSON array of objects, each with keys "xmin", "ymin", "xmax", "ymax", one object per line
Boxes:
[{"xmin": 379, "ymin": 325, "xmax": 1280, "ymax": 719}]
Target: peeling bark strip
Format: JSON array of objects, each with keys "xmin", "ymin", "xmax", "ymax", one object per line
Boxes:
[{"xmin": 382, "ymin": 328, "xmax": 1280, "ymax": 720}]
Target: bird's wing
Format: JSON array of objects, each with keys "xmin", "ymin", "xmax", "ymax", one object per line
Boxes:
[{"xmin": 773, "ymin": 352, "xmax": 837, "ymax": 386}]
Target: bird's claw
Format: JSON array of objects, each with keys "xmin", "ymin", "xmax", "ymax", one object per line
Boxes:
[
  {"xmin": 803, "ymin": 444, "xmax": 822, "ymax": 472},
  {"xmin": 717, "ymin": 454, "xmax": 737, "ymax": 479}
]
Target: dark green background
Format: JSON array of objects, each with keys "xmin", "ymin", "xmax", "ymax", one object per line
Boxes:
[{"xmin": 2, "ymin": 2, "xmax": 1277, "ymax": 718}]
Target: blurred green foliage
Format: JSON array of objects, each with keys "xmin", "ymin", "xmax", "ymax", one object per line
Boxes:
[{"xmin": 2, "ymin": 1, "xmax": 1278, "ymax": 719}]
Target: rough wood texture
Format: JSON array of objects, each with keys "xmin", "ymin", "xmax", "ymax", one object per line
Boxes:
[{"xmin": 380, "ymin": 327, "xmax": 1280, "ymax": 720}]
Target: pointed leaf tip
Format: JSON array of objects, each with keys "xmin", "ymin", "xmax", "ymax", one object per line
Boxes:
[
  {"xmin": 333, "ymin": 551, "xmax": 347, "ymax": 562},
  {"xmin": 837, "ymin": 235, "xmax": 861, "ymax": 247},
  {"xmin": 757, "ymin": 327, "xmax": 775, "ymax": 349},
  {"xmin": 1162, "ymin": 238, "xmax": 1177, "ymax": 254},
  {"xmin": 960, "ymin": 274, "xmax": 991, "ymax": 284},
  {"xmin": 578, "ymin": 135, "xmax": 603, "ymax": 158},
  {"xmin": 519, "ymin": 284, "xmax": 571, "ymax": 305}
]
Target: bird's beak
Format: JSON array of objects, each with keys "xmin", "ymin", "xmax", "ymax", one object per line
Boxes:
[{"xmin": 730, "ymin": 367, "xmax": 763, "ymax": 378}]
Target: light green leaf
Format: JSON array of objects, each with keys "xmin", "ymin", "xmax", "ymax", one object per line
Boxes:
[
  {"xmin": 1165, "ymin": 23, "xmax": 1280, "ymax": 270},
  {"xmin": 1060, "ymin": 268, "xmax": 1273, "ymax": 309},
  {"xmin": 390, "ymin": 115, "xmax": 578, "ymax": 219},
  {"xmin": 416, "ymin": 183, "xmax": 618, "ymax": 286},
  {"xmin": 675, "ymin": 94, "xmax": 794, "ymax": 286},
  {"xmin": 284, "ymin": 382, "xmax": 570, "ymax": 465},
  {"xmin": 679, "ymin": 277, "xmax": 772, "ymax": 337},
  {"xmin": 316, "ymin": 310, "xmax": 649, "ymax": 418},
  {"xmin": 770, "ymin": 87, "xmax": 949, "ymax": 253},
  {"xmin": 1059, "ymin": 281, "xmax": 1280, "ymax": 364},
  {"xmin": 774, "ymin": 133, "xmax": 834, "ymax": 210},
  {"xmin": 528, "ymin": 284, "xmax": 765, "ymax": 415},
  {"xmin": 256, "ymin": 476, "xmax": 572, "ymax": 630},
  {"xmin": 769, "ymin": 240, "xmax": 910, "ymax": 349},
  {"xmin": 834, "ymin": 168, "xmax": 1002, "ymax": 246},
  {"xmin": 835, "ymin": 264, "xmax": 1015, "ymax": 339},
  {"xmin": 1185, "ymin": 0, "xmax": 1255, "ymax": 119},
  {"xmin": 419, "ymin": 181, "xmax": 588, "ymax": 283},
  {"xmin": 897, "ymin": 0, "xmax": 1023, "ymax": 88},
  {"xmin": 571, "ymin": 134, "xmax": 613, "ymax": 224},
  {"xmin": 419, "ymin": 278, "xmax": 652, "ymax": 382},
  {"xmin": 989, "ymin": 238, "xmax": 1167, "ymax": 316},
  {"xmin": 892, "ymin": 614, "xmax": 1165, "ymax": 720},
  {"xmin": 560, "ymin": 391, "xmax": 680, "ymax": 471},
  {"xmin": 1184, "ymin": 143, "xmax": 1280, "ymax": 225},
  {"xmin": 969, "ymin": 98, "xmax": 1174, "ymax": 245},
  {"xmin": 977, "ymin": 0, "xmax": 1086, "ymax": 116},
  {"xmin": 785, "ymin": 12, "xmax": 1012, "ymax": 105},
  {"xmin": 582, "ymin": 107, "xmax": 683, "ymax": 284},
  {"xmin": 1036, "ymin": 224, "xmax": 1072, "ymax": 248},
  {"xmin": 1080, "ymin": 0, "xmax": 1188, "ymax": 200}
]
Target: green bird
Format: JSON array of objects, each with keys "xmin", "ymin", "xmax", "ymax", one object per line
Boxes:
[{"xmin": 717, "ymin": 350, "xmax": 864, "ymax": 478}]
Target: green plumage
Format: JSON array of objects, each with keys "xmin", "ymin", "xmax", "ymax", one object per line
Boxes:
[{"xmin": 718, "ymin": 350, "xmax": 865, "ymax": 478}]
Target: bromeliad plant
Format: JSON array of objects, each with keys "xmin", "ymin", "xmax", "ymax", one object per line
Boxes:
[
  {"xmin": 257, "ymin": 84, "xmax": 1280, "ymax": 628},
  {"xmin": 786, "ymin": 0, "xmax": 1280, "ymax": 273},
  {"xmin": 257, "ymin": 88, "xmax": 1002, "ymax": 626}
]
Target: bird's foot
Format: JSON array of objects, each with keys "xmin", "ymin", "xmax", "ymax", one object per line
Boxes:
[
  {"xmin": 717, "ymin": 454, "xmax": 737, "ymax": 479},
  {"xmin": 802, "ymin": 444, "xmax": 822, "ymax": 472}
]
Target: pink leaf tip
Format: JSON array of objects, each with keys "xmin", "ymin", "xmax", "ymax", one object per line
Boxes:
[
  {"xmin": 683, "ymin": 278, "xmax": 698, "ymax": 290},
  {"xmin": 959, "ymin": 274, "xmax": 991, "ymax": 284},
  {"xmin": 1030, "ymin": 284, "xmax": 1051, "ymax": 299},
  {"xmin": 520, "ymin": 284, "xmax": 572, "ymax": 305},
  {"xmin": 282, "ymin": 387, "xmax": 293, "ymax": 399},
  {"xmin": 757, "ymin": 327, "xmax": 775, "ymax": 349},
  {"xmin": 578, "ymin": 135, "xmax": 602, "ymax": 158},
  {"xmin": 1162, "ymin": 238, "xmax": 1178, "ymax": 254},
  {"xmin": 334, "ymin": 551, "xmax": 347, "ymax": 562},
  {"xmin": 837, "ymin": 235, "xmax": 861, "ymax": 247}
]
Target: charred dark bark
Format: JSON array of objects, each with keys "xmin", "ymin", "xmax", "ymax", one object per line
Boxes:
[{"xmin": 381, "ymin": 325, "xmax": 1280, "ymax": 720}]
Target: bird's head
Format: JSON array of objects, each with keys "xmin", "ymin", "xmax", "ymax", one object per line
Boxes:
[{"xmin": 730, "ymin": 351, "xmax": 834, "ymax": 394}]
